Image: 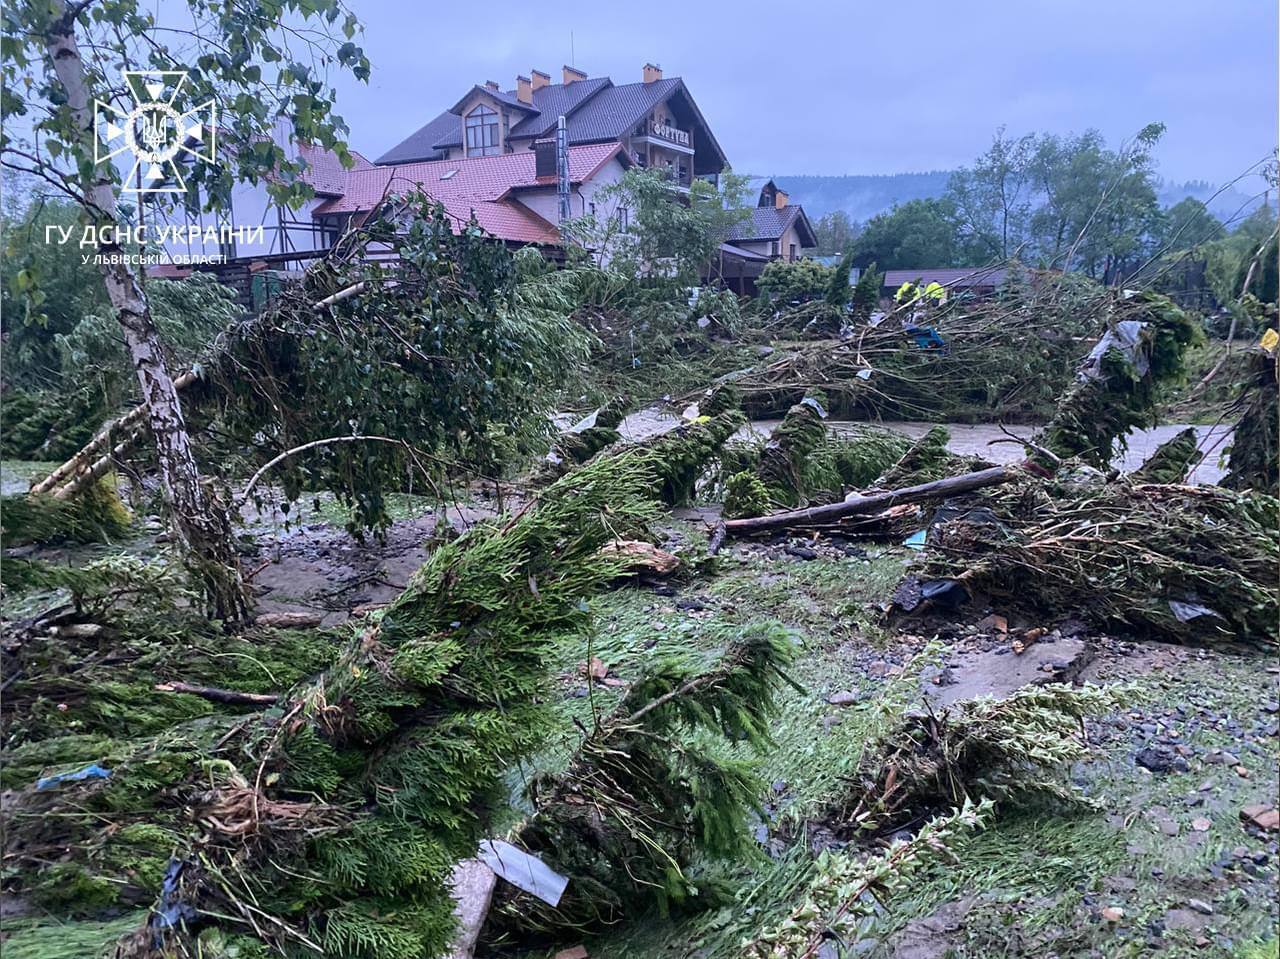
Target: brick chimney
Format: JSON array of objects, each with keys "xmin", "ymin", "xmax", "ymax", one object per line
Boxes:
[
  {"xmin": 643, "ymin": 63, "xmax": 662, "ymax": 83},
  {"xmin": 484, "ymin": 80, "xmax": 499, "ymax": 91},
  {"xmin": 531, "ymin": 69, "xmax": 551, "ymax": 91},
  {"xmin": 516, "ymin": 75, "xmax": 532, "ymax": 104},
  {"xmin": 563, "ymin": 65, "xmax": 587, "ymax": 85},
  {"xmin": 774, "ymin": 188, "xmax": 789, "ymax": 209}
]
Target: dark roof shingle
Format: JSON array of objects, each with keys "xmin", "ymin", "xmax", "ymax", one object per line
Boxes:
[
  {"xmin": 376, "ymin": 74, "xmax": 725, "ymax": 169},
  {"xmin": 376, "ymin": 110, "xmax": 459, "ymax": 164},
  {"xmin": 880, "ymin": 267, "xmax": 1011, "ymax": 289},
  {"xmin": 508, "ymin": 77, "xmax": 612, "ymax": 138},
  {"xmin": 560, "ymin": 77, "xmax": 683, "ymax": 142},
  {"xmin": 726, "ymin": 206, "xmax": 799, "ymax": 242}
]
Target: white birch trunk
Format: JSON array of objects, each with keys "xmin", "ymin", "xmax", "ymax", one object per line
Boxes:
[{"xmin": 44, "ymin": 0, "xmax": 246, "ymax": 618}]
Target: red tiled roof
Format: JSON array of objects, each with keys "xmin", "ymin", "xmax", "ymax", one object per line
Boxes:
[
  {"xmin": 311, "ymin": 142, "xmax": 623, "ymax": 244},
  {"xmin": 296, "ymin": 142, "xmax": 374, "ymax": 196}
]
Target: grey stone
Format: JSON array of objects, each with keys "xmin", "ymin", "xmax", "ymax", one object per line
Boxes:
[
  {"xmin": 447, "ymin": 859, "xmax": 496, "ymax": 959},
  {"xmin": 921, "ymin": 637, "xmax": 1093, "ymax": 708}
]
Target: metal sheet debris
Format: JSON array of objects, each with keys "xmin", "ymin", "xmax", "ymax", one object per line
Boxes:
[{"xmin": 477, "ymin": 839, "xmax": 569, "ymax": 907}]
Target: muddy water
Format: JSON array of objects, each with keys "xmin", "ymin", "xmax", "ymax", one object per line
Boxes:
[{"xmin": 612, "ymin": 408, "xmax": 1233, "ymax": 485}]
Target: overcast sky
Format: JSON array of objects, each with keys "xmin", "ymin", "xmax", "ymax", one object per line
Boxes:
[{"xmin": 325, "ymin": 0, "xmax": 1277, "ymax": 188}]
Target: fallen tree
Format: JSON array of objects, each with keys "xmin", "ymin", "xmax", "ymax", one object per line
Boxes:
[
  {"xmin": 1222, "ymin": 342, "xmax": 1279, "ymax": 496},
  {"xmin": 719, "ymin": 466, "xmax": 1016, "ymax": 538},
  {"xmin": 926, "ymin": 479, "xmax": 1279, "ymax": 646},
  {"xmin": 1038, "ymin": 291, "xmax": 1201, "ymax": 468},
  {"xmin": 2, "ymin": 448, "xmax": 705, "ymax": 959},
  {"xmin": 704, "ymin": 267, "xmax": 1113, "ymax": 422},
  {"xmin": 485, "ymin": 622, "xmax": 798, "ymax": 943},
  {"xmin": 21, "ymin": 198, "xmax": 589, "ymax": 544}
]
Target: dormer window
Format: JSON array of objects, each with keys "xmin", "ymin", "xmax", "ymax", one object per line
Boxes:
[{"xmin": 465, "ymin": 104, "xmax": 500, "ymax": 156}]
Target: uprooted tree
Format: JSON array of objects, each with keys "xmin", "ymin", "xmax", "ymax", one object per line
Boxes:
[{"xmin": 2, "ymin": 0, "xmax": 371, "ymax": 616}]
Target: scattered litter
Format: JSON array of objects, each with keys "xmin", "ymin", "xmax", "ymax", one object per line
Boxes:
[
  {"xmin": 902, "ymin": 530, "xmax": 927, "ymax": 550},
  {"xmin": 149, "ymin": 858, "xmax": 199, "ymax": 943},
  {"xmin": 919, "ymin": 579, "xmax": 969, "ymax": 608},
  {"xmin": 798, "ymin": 396, "xmax": 828, "ymax": 418},
  {"xmin": 35, "ymin": 763, "xmax": 111, "ymax": 790},
  {"xmin": 1167, "ymin": 600, "xmax": 1224, "ymax": 623},
  {"xmin": 477, "ymin": 839, "xmax": 568, "ymax": 907}
]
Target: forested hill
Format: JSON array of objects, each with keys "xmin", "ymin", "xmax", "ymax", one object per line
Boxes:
[
  {"xmin": 767, "ymin": 172, "xmax": 951, "ymax": 221},
  {"xmin": 768, "ymin": 172, "xmax": 1262, "ymax": 224}
]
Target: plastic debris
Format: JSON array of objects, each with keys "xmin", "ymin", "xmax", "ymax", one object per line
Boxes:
[
  {"xmin": 919, "ymin": 579, "xmax": 969, "ymax": 608},
  {"xmin": 478, "ymin": 839, "xmax": 568, "ymax": 907},
  {"xmin": 35, "ymin": 762, "xmax": 111, "ymax": 790},
  {"xmin": 1168, "ymin": 600, "xmax": 1225, "ymax": 623},
  {"xmin": 150, "ymin": 858, "xmax": 200, "ymax": 944}
]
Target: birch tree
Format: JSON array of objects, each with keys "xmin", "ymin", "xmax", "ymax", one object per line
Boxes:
[{"xmin": 1, "ymin": 0, "xmax": 369, "ymax": 617}]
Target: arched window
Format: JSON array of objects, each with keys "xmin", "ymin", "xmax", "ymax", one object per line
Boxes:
[{"xmin": 465, "ymin": 104, "xmax": 500, "ymax": 156}]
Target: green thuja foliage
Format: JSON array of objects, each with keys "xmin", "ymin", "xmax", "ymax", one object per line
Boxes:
[
  {"xmin": 1, "ymin": 475, "xmax": 131, "ymax": 546},
  {"xmin": 723, "ymin": 470, "xmax": 771, "ymax": 519},
  {"xmin": 804, "ymin": 424, "xmax": 910, "ymax": 493},
  {"xmin": 720, "ymin": 404, "xmax": 909, "ymax": 517},
  {"xmin": 488, "ymin": 622, "xmax": 799, "ymax": 940},
  {"xmin": 875, "ymin": 425, "xmax": 967, "ymax": 487},
  {"xmin": 743, "ymin": 799, "xmax": 992, "ymax": 958},
  {"xmin": 756, "ymin": 392, "xmax": 829, "ymax": 508},
  {"xmin": 4, "ymin": 449, "xmax": 679, "ymax": 958},
  {"xmin": 698, "ymin": 382, "xmax": 742, "ymax": 418},
  {"xmin": 824, "ymin": 683, "xmax": 1133, "ymax": 836},
  {"xmin": 1040, "ymin": 291, "xmax": 1201, "ymax": 468},
  {"xmin": 824, "ymin": 247, "xmax": 854, "ymax": 308},
  {"xmin": 1131, "ymin": 426, "xmax": 1203, "ymax": 483},
  {"xmin": 1223, "ymin": 345, "xmax": 1279, "ymax": 496},
  {"xmin": 647, "ymin": 410, "xmax": 747, "ymax": 505},
  {"xmin": 540, "ymin": 394, "xmax": 632, "ymax": 479},
  {"xmin": 851, "ymin": 260, "xmax": 882, "ymax": 320}
]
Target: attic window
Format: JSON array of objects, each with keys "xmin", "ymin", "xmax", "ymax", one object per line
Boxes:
[
  {"xmin": 465, "ymin": 104, "xmax": 500, "ymax": 157},
  {"xmin": 440, "ymin": 169, "xmax": 459, "ymax": 180}
]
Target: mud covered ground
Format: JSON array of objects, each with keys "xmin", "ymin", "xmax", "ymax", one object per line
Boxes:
[
  {"xmin": 1, "ymin": 442, "xmax": 1275, "ymax": 958},
  {"xmin": 545, "ymin": 523, "xmax": 1279, "ymax": 959}
]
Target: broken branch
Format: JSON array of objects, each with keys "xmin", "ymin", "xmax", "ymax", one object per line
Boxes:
[{"xmin": 720, "ymin": 466, "xmax": 1016, "ymax": 537}]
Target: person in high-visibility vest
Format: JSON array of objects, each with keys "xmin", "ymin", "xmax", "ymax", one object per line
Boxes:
[{"xmin": 894, "ymin": 280, "xmax": 947, "ymax": 306}]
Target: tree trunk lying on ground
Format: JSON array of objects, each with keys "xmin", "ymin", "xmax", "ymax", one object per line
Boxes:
[{"xmin": 718, "ymin": 466, "xmax": 1015, "ymax": 539}]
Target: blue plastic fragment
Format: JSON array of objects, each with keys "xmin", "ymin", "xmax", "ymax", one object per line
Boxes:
[
  {"xmin": 902, "ymin": 530, "xmax": 928, "ymax": 550},
  {"xmin": 798, "ymin": 396, "xmax": 829, "ymax": 418},
  {"xmin": 35, "ymin": 763, "xmax": 111, "ymax": 790},
  {"xmin": 150, "ymin": 858, "xmax": 200, "ymax": 944},
  {"xmin": 904, "ymin": 324, "xmax": 947, "ymax": 351},
  {"xmin": 901, "ymin": 527, "xmax": 931, "ymax": 550}
]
